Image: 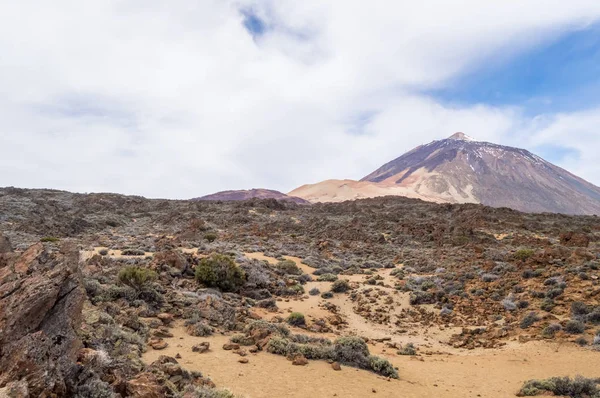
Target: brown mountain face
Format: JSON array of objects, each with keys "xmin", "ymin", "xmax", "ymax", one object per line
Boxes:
[
  {"xmin": 291, "ymin": 133, "xmax": 600, "ymax": 215},
  {"xmin": 192, "ymin": 188, "xmax": 309, "ymax": 204}
]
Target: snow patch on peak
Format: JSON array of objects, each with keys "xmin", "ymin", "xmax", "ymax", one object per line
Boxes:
[{"xmin": 448, "ymin": 132, "xmax": 474, "ymax": 141}]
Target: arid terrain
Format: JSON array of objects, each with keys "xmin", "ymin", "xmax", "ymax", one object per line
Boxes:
[{"xmin": 1, "ymin": 187, "xmax": 600, "ymax": 397}]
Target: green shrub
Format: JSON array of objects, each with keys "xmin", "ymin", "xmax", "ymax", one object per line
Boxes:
[
  {"xmin": 515, "ymin": 249, "xmax": 535, "ymax": 261},
  {"xmin": 266, "ymin": 334, "xmax": 398, "ymax": 379},
  {"xmin": 317, "ymin": 273, "xmax": 338, "ymax": 282},
  {"xmin": 309, "ymin": 287, "xmax": 320, "ymax": 296},
  {"xmin": 277, "ymin": 259, "xmax": 302, "ymax": 275},
  {"xmin": 517, "ymin": 376, "xmax": 600, "ymax": 397},
  {"xmin": 230, "ymin": 334, "xmax": 255, "ymax": 346},
  {"xmin": 204, "ymin": 232, "xmax": 218, "ymax": 243},
  {"xmin": 333, "ymin": 336, "xmax": 369, "ymax": 367},
  {"xmin": 321, "ymin": 291, "xmax": 333, "ymax": 299},
  {"xmin": 397, "ymin": 342, "xmax": 417, "ymax": 355},
  {"xmin": 520, "ymin": 312, "xmax": 540, "ymax": 329},
  {"xmin": 565, "ymin": 320, "xmax": 585, "ymax": 335},
  {"xmin": 331, "ymin": 279, "xmax": 350, "ymax": 293},
  {"xmin": 117, "ymin": 266, "xmax": 157, "ymax": 291},
  {"xmin": 287, "ymin": 312, "xmax": 306, "ymax": 327},
  {"xmin": 121, "ymin": 249, "xmax": 145, "ymax": 256},
  {"xmin": 195, "ymin": 253, "xmax": 245, "ymax": 292},
  {"xmin": 40, "ymin": 236, "xmax": 60, "ymax": 243},
  {"xmin": 368, "ymin": 355, "xmax": 399, "ymax": 379}
]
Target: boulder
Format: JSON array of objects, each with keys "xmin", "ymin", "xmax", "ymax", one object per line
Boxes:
[
  {"xmin": 126, "ymin": 373, "xmax": 166, "ymax": 398},
  {"xmin": 0, "ymin": 243, "xmax": 85, "ymax": 396}
]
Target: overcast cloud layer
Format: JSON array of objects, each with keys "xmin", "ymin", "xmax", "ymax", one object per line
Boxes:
[{"xmin": 1, "ymin": 1, "xmax": 600, "ymax": 198}]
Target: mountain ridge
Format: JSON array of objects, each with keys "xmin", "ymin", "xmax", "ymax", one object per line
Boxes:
[{"xmin": 290, "ymin": 133, "xmax": 600, "ymax": 215}]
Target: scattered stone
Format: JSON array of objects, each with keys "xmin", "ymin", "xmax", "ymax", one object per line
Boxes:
[
  {"xmin": 233, "ymin": 348, "xmax": 248, "ymax": 356},
  {"xmin": 332, "ymin": 362, "xmax": 341, "ymax": 371},
  {"xmin": 192, "ymin": 342, "xmax": 210, "ymax": 353},
  {"xmin": 292, "ymin": 354, "xmax": 308, "ymax": 366},
  {"xmin": 223, "ymin": 343, "xmax": 240, "ymax": 351},
  {"xmin": 150, "ymin": 339, "xmax": 168, "ymax": 350},
  {"xmin": 238, "ymin": 358, "xmax": 249, "ymax": 364},
  {"xmin": 157, "ymin": 313, "xmax": 174, "ymax": 325}
]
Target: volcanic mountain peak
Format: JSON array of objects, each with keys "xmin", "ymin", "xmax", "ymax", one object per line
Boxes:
[
  {"xmin": 448, "ymin": 132, "xmax": 474, "ymax": 141},
  {"xmin": 290, "ymin": 134, "xmax": 600, "ymax": 215}
]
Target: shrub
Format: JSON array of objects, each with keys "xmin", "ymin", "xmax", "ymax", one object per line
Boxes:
[
  {"xmin": 230, "ymin": 334, "xmax": 255, "ymax": 346},
  {"xmin": 277, "ymin": 259, "xmax": 302, "ymax": 275},
  {"xmin": 517, "ymin": 376, "xmax": 600, "ymax": 397},
  {"xmin": 409, "ymin": 291, "xmax": 436, "ymax": 305},
  {"xmin": 572, "ymin": 302, "xmax": 591, "ymax": 318},
  {"xmin": 502, "ymin": 297, "xmax": 517, "ymax": 311},
  {"xmin": 333, "ymin": 336, "xmax": 370, "ymax": 368},
  {"xmin": 564, "ymin": 320, "xmax": 585, "ymax": 335},
  {"xmin": 397, "ymin": 343, "xmax": 417, "ymax": 355},
  {"xmin": 540, "ymin": 299, "xmax": 555, "ymax": 312},
  {"xmin": 195, "ymin": 254, "xmax": 245, "ymax": 292},
  {"xmin": 586, "ymin": 309, "xmax": 600, "ymax": 325},
  {"xmin": 321, "ymin": 291, "xmax": 333, "ymax": 299},
  {"xmin": 40, "ymin": 236, "xmax": 60, "ymax": 243},
  {"xmin": 575, "ymin": 337, "xmax": 588, "ymax": 346},
  {"xmin": 99, "ymin": 249, "xmax": 109, "ymax": 256},
  {"xmin": 185, "ymin": 321, "xmax": 214, "ymax": 337},
  {"xmin": 542, "ymin": 323, "xmax": 562, "ymax": 338},
  {"xmin": 520, "ymin": 312, "xmax": 540, "ymax": 329},
  {"xmin": 309, "ymin": 287, "xmax": 320, "ymax": 296},
  {"xmin": 481, "ymin": 273, "xmax": 499, "ymax": 282},
  {"xmin": 368, "ymin": 355, "xmax": 399, "ymax": 378},
  {"xmin": 317, "ymin": 273, "xmax": 338, "ymax": 282},
  {"xmin": 204, "ymin": 232, "xmax": 218, "ymax": 243},
  {"xmin": 121, "ymin": 249, "xmax": 145, "ymax": 256},
  {"xmin": 515, "ymin": 249, "xmax": 534, "ymax": 261},
  {"xmin": 117, "ymin": 266, "xmax": 157, "ymax": 291},
  {"xmin": 331, "ymin": 279, "xmax": 350, "ymax": 293},
  {"xmin": 287, "ymin": 312, "xmax": 306, "ymax": 327}
]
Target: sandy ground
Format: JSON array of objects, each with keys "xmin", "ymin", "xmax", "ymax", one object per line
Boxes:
[
  {"xmin": 80, "ymin": 247, "xmax": 154, "ymax": 261},
  {"xmin": 141, "ymin": 252, "xmax": 600, "ymax": 397},
  {"xmin": 143, "ymin": 322, "xmax": 600, "ymax": 398}
]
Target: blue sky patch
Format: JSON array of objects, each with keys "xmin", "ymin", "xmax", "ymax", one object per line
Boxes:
[
  {"xmin": 532, "ymin": 143, "xmax": 581, "ymax": 164},
  {"xmin": 241, "ymin": 8, "xmax": 267, "ymax": 38},
  {"xmin": 428, "ymin": 22, "xmax": 600, "ymax": 115}
]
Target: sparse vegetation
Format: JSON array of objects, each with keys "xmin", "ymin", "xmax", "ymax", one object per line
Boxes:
[
  {"xmin": 517, "ymin": 376, "xmax": 600, "ymax": 397},
  {"xmin": 287, "ymin": 312, "xmax": 306, "ymax": 327},
  {"xmin": 195, "ymin": 253, "xmax": 245, "ymax": 292},
  {"xmin": 117, "ymin": 266, "xmax": 157, "ymax": 291}
]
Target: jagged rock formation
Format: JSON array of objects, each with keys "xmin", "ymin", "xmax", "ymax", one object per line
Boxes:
[
  {"xmin": 0, "ymin": 239, "xmax": 85, "ymax": 397},
  {"xmin": 291, "ymin": 133, "xmax": 600, "ymax": 215},
  {"xmin": 192, "ymin": 188, "xmax": 309, "ymax": 204}
]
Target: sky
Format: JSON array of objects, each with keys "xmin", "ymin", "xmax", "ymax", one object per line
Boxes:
[{"xmin": 1, "ymin": 1, "xmax": 600, "ymax": 199}]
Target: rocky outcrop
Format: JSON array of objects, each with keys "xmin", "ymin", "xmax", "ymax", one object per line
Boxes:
[{"xmin": 0, "ymin": 240, "xmax": 85, "ymax": 397}]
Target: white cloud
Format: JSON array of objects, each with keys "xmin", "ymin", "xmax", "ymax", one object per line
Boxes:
[{"xmin": 1, "ymin": 0, "xmax": 600, "ymax": 198}]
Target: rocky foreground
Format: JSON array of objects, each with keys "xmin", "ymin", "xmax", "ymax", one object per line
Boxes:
[{"xmin": 0, "ymin": 187, "xmax": 599, "ymax": 397}]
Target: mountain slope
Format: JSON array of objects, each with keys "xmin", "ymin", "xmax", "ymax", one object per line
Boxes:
[
  {"xmin": 192, "ymin": 188, "xmax": 309, "ymax": 204},
  {"xmin": 291, "ymin": 133, "xmax": 600, "ymax": 214}
]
